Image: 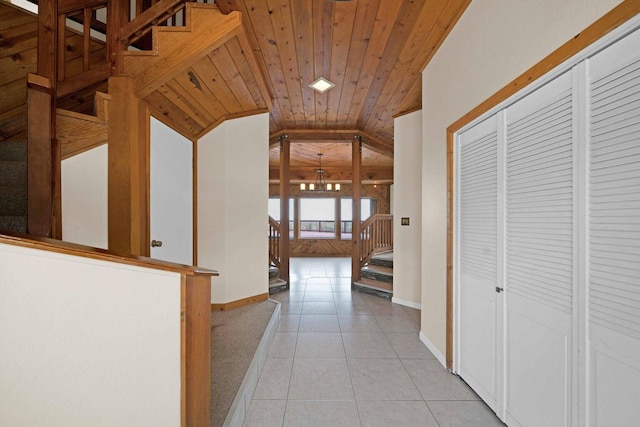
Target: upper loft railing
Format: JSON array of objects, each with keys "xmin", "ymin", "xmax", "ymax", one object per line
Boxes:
[{"xmin": 359, "ymin": 214, "xmax": 393, "ymax": 267}]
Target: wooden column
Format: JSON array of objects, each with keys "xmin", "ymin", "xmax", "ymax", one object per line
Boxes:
[
  {"xmin": 27, "ymin": 75, "xmax": 55, "ymax": 237},
  {"xmin": 108, "ymin": 76, "xmax": 150, "ymax": 256},
  {"xmin": 279, "ymin": 136, "xmax": 290, "ymax": 285},
  {"xmin": 27, "ymin": 0, "xmax": 61, "ymax": 238},
  {"xmin": 352, "ymin": 137, "xmax": 362, "ymax": 285}
]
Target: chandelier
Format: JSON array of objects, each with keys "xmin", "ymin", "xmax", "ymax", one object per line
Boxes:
[{"xmin": 300, "ymin": 153, "xmax": 340, "ymax": 192}]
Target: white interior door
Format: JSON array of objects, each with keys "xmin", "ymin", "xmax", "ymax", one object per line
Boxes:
[
  {"xmin": 586, "ymin": 27, "xmax": 640, "ymax": 427},
  {"xmin": 456, "ymin": 115, "xmax": 500, "ymax": 411},
  {"xmin": 150, "ymin": 117, "xmax": 193, "ymax": 265},
  {"xmin": 504, "ymin": 70, "xmax": 574, "ymax": 427}
]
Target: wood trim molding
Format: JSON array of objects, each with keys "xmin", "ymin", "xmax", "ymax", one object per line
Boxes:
[
  {"xmin": 445, "ymin": 0, "xmax": 640, "ymax": 371},
  {"xmin": 211, "ymin": 292, "xmax": 269, "ymax": 311},
  {"xmin": 0, "ymin": 232, "xmax": 218, "ymax": 277}
]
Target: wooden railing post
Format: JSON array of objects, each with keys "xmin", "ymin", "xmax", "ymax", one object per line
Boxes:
[
  {"xmin": 27, "ymin": 74, "xmax": 58, "ymax": 238},
  {"xmin": 279, "ymin": 136, "xmax": 290, "ymax": 284},
  {"xmin": 352, "ymin": 136, "xmax": 362, "ymax": 285}
]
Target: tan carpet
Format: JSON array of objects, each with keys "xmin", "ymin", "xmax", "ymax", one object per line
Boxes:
[{"xmin": 211, "ymin": 300, "xmax": 277, "ymax": 427}]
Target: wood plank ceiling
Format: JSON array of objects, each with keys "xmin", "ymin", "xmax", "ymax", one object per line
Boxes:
[{"xmin": 213, "ymin": 0, "xmax": 470, "ymax": 184}]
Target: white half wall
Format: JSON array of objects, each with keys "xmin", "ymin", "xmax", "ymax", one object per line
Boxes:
[
  {"xmin": 392, "ymin": 110, "xmax": 422, "ymax": 307},
  {"xmin": 198, "ymin": 114, "xmax": 269, "ymax": 304},
  {"xmin": 62, "ymin": 144, "xmax": 108, "ymax": 249},
  {"xmin": 0, "ymin": 242, "xmax": 182, "ymax": 426},
  {"xmin": 420, "ymin": 0, "xmax": 626, "ymax": 355}
]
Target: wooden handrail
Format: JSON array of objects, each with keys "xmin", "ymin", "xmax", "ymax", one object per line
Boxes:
[
  {"xmin": 0, "ymin": 232, "xmax": 217, "ymax": 276},
  {"xmin": 120, "ymin": 0, "xmax": 186, "ymax": 46},
  {"xmin": 268, "ymin": 215, "xmax": 281, "ymax": 269},
  {"xmin": 359, "ymin": 214, "xmax": 393, "ymax": 267}
]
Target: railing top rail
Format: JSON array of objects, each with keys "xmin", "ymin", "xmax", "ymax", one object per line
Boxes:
[
  {"xmin": 361, "ymin": 213, "xmax": 393, "ymax": 230},
  {"xmin": 0, "ymin": 232, "xmax": 218, "ymax": 277},
  {"xmin": 268, "ymin": 215, "xmax": 281, "ymax": 229}
]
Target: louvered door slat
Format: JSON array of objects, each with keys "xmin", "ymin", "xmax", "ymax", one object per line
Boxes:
[
  {"xmin": 506, "ymin": 84, "xmax": 574, "ymax": 312},
  {"xmin": 589, "ymin": 49, "xmax": 640, "ymax": 341},
  {"xmin": 459, "ymin": 128, "xmax": 498, "ymax": 282}
]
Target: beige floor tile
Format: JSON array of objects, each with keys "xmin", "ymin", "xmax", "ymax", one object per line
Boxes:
[
  {"xmin": 283, "ymin": 401, "xmax": 360, "ymax": 427},
  {"xmin": 386, "ymin": 333, "xmax": 435, "ymax": 359},
  {"xmin": 402, "ymin": 359, "xmax": 480, "ymax": 401},
  {"xmin": 426, "ymin": 401, "xmax": 505, "ymax": 427},
  {"xmin": 357, "ymin": 400, "xmax": 439, "ymax": 427},
  {"xmin": 268, "ymin": 332, "xmax": 298, "ymax": 358},
  {"xmin": 242, "ymin": 400, "xmax": 286, "ymax": 427},
  {"xmin": 253, "ymin": 358, "xmax": 293, "ymax": 400},
  {"xmin": 303, "ymin": 291, "xmax": 335, "ymax": 302},
  {"xmin": 375, "ymin": 314, "xmax": 420, "ymax": 333},
  {"xmin": 348, "ymin": 358, "xmax": 421, "ymax": 401},
  {"xmin": 278, "ymin": 315, "xmax": 300, "ymax": 332},
  {"xmin": 342, "ymin": 333, "xmax": 397, "ymax": 359},
  {"xmin": 298, "ymin": 314, "xmax": 341, "ymax": 332},
  {"xmin": 301, "ymin": 301, "xmax": 337, "ymax": 315},
  {"xmin": 338, "ymin": 314, "xmax": 383, "ymax": 333},
  {"xmin": 288, "ymin": 358, "xmax": 354, "ymax": 400},
  {"xmin": 295, "ymin": 332, "xmax": 346, "ymax": 358},
  {"xmin": 279, "ymin": 301, "xmax": 303, "ymax": 315}
]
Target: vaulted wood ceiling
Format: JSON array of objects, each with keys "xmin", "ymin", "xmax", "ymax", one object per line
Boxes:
[{"xmin": 213, "ymin": 0, "xmax": 471, "ymax": 182}]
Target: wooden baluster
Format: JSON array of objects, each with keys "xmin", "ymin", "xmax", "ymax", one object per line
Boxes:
[{"xmin": 83, "ymin": 8, "xmax": 91, "ymax": 72}]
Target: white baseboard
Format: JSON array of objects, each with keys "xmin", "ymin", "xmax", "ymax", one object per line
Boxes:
[
  {"xmin": 419, "ymin": 331, "xmax": 447, "ymax": 369},
  {"xmin": 391, "ymin": 297, "xmax": 421, "ymax": 310}
]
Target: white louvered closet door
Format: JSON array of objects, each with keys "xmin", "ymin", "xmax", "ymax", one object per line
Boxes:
[
  {"xmin": 586, "ymin": 27, "xmax": 640, "ymax": 427},
  {"xmin": 504, "ymin": 71, "xmax": 574, "ymax": 427},
  {"xmin": 456, "ymin": 116, "xmax": 499, "ymax": 410}
]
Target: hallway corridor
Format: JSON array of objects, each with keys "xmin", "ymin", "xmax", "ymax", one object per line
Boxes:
[{"xmin": 243, "ymin": 258, "xmax": 504, "ymax": 426}]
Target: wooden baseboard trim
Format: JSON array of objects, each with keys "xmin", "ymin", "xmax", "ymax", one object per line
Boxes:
[{"xmin": 211, "ymin": 292, "xmax": 269, "ymax": 311}]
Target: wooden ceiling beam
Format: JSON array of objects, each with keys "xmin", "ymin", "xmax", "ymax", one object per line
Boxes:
[
  {"xmin": 268, "ymin": 129, "xmax": 393, "ymax": 158},
  {"xmin": 269, "ymin": 166, "xmax": 393, "ymax": 182}
]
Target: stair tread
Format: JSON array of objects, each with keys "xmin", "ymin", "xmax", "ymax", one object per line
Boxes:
[
  {"xmin": 369, "ymin": 251, "xmax": 393, "ymax": 268},
  {"xmin": 370, "ymin": 251, "xmax": 393, "ymax": 261},
  {"xmin": 362, "ymin": 265, "xmax": 393, "ymax": 275},
  {"xmin": 354, "ymin": 277, "xmax": 393, "ymax": 293}
]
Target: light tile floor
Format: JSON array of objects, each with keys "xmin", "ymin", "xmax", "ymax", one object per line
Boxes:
[{"xmin": 244, "ymin": 257, "xmax": 504, "ymax": 427}]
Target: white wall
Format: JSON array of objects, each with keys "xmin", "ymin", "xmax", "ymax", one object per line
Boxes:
[
  {"xmin": 62, "ymin": 144, "xmax": 108, "ymax": 249},
  {"xmin": 392, "ymin": 110, "xmax": 422, "ymax": 308},
  {"xmin": 420, "ymin": 0, "xmax": 626, "ymax": 356},
  {"xmin": 198, "ymin": 114, "xmax": 269, "ymax": 304},
  {"xmin": 150, "ymin": 117, "xmax": 193, "ymax": 265},
  {"xmin": 0, "ymin": 242, "xmax": 182, "ymax": 426}
]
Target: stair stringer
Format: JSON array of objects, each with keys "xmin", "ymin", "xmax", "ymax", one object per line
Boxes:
[
  {"xmin": 57, "ymin": 92, "xmax": 111, "ymax": 159},
  {"xmin": 120, "ymin": 3, "xmax": 242, "ymax": 99}
]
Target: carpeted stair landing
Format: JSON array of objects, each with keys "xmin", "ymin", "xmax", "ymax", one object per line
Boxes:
[{"xmin": 211, "ymin": 299, "xmax": 279, "ymax": 427}]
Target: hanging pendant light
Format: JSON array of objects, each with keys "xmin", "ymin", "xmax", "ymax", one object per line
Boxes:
[{"xmin": 300, "ymin": 153, "xmax": 340, "ymax": 192}]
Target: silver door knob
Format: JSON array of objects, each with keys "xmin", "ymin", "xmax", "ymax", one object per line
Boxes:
[{"xmin": 151, "ymin": 240, "xmax": 163, "ymax": 247}]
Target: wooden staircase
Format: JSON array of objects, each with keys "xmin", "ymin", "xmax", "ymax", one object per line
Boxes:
[
  {"xmin": 269, "ymin": 265, "xmax": 287, "ymax": 294},
  {"xmin": 0, "ymin": 138, "xmax": 27, "ymax": 233},
  {"xmin": 355, "ymin": 251, "xmax": 394, "ymax": 299}
]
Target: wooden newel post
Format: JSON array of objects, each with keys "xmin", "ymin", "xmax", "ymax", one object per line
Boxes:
[{"xmin": 279, "ymin": 136, "xmax": 290, "ymax": 285}]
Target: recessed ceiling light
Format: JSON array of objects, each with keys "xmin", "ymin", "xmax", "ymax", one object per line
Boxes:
[{"xmin": 309, "ymin": 77, "xmax": 335, "ymax": 93}]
